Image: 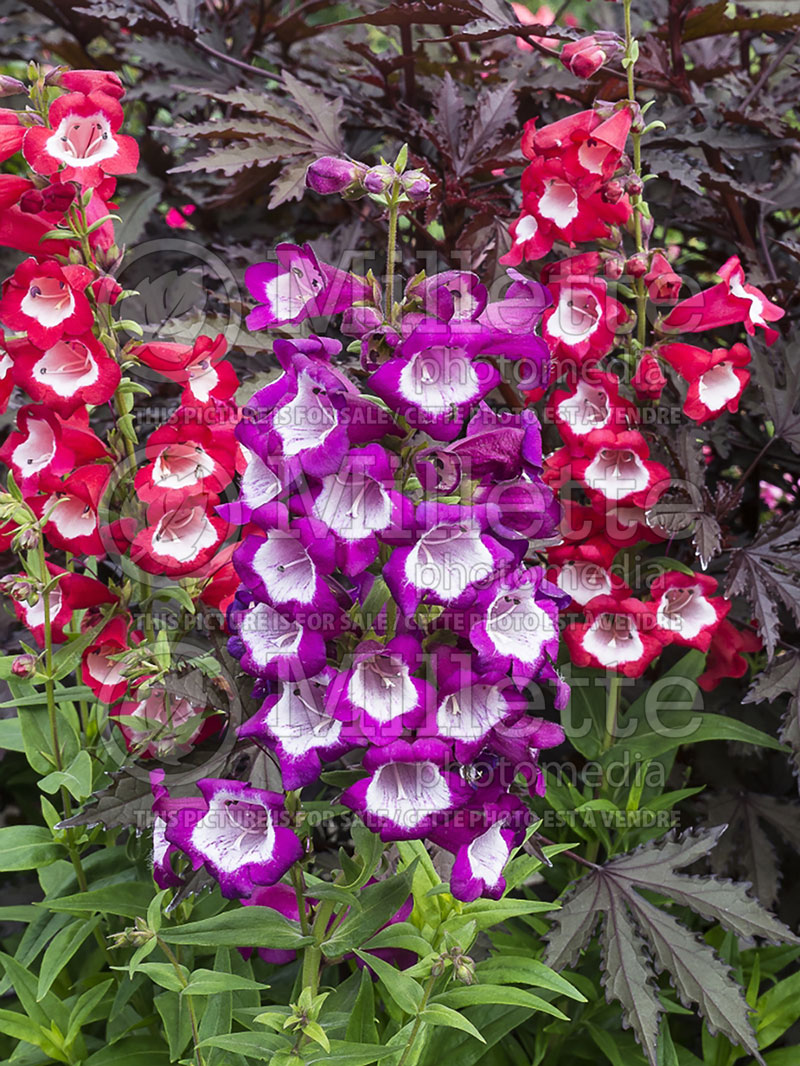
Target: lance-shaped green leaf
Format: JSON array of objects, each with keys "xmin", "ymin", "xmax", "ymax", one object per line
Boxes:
[{"xmin": 544, "ymin": 826, "xmax": 800, "ymax": 1066}]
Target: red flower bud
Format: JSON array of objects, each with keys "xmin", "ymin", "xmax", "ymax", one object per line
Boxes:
[
  {"xmin": 632, "ymin": 352, "xmax": 666, "ymax": 400},
  {"xmin": 602, "ymin": 179, "xmax": 625, "ymax": 204},
  {"xmin": 561, "ymin": 34, "xmax": 622, "ymax": 79},
  {"xmin": 626, "ymin": 252, "xmax": 648, "ymax": 278},
  {"xmin": 626, "ymin": 174, "xmax": 644, "ymax": 198},
  {"xmin": 11, "ymin": 653, "xmax": 37, "ymax": 678}
]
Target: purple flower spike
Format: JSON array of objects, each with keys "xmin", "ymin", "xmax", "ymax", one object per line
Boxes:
[
  {"xmin": 383, "ymin": 501, "xmax": 515, "ymax": 619},
  {"xmin": 340, "ymin": 738, "xmax": 472, "ymax": 841},
  {"xmin": 163, "ymin": 778, "xmax": 303, "ymax": 899},
  {"xmin": 326, "ymin": 635, "xmax": 432, "ymax": 745},
  {"xmin": 244, "ymin": 243, "xmax": 372, "ymax": 330},
  {"xmin": 227, "ymin": 589, "xmax": 327, "ymax": 681},
  {"xmin": 469, "ymin": 566, "xmax": 569, "ymax": 686},
  {"xmin": 368, "ymin": 321, "xmax": 500, "ymax": 442},
  {"xmin": 239, "ymin": 668, "xmax": 357, "ymax": 790}
]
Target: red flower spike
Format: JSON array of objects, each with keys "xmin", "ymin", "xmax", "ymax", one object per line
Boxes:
[
  {"xmin": 9, "ymin": 332, "xmax": 121, "ymax": 416},
  {"xmin": 661, "ymin": 255, "xmax": 784, "ymax": 344},
  {"xmin": 23, "ymin": 90, "xmax": 138, "ymax": 188},
  {"xmin": 0, "ymin": 258, "xmax": 93, "ymax": 349},
  {"xmin": 649, "ymin": 571, "xmax": 729, "ymax": 652},
  {"xmin": 659, "ymin": 341, "xmax": 751, "ymax": 421}
]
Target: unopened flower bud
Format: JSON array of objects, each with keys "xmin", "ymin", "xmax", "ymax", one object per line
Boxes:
[
  {"xmin": 561, "ymin": 33, "xmax": 623, "ymax": 79},
  {"xmin": 0, "ymin": 75, "xmax": 25, "ymax": 98},
  {"xmin": 42, "ymin": 182, "xmax": 77, "ymax": 214},
  {"xmin": 15, "ymin": 527, "xmax": 41, "ymax": 551},
  {"xmin": 453, "ymin": 954, "xmax": 476, "ymax": 985},
  {"xmin": 626, "ymin": 174, "xmax": 644, "ymax": 198},
  {"xmin": 602, "ymin": 179, "xmax": 625, "ymax": 205},
  {"xmin": 632, "ymin": 352, "xmax": 667, "ymax": 401},
  {"xmin": 306, "ymin": 156, "xmax": 366, "ymax": 196},
  {"xmin": 400, "ymin": 168, "xmax": 433, "ymax": 202},
  {"xmin": 430, "ymin": 954, "xmax": 449, "ymax": 977},
  {"xmin": 11, "ymin": 654, "xmax": 37, "ymax": 679},
  {"xmin": 364, "ymin": 164, "xmax": 397, "ymax": 195},
  {"xmin": 626, "ymin": 252, "xmax": 648, "ymax": 279},
  {"xmin": 341, "ymin": 304, "xmax": 384, "ymax": 338},
  {"xmin": 19, "ymin": 189, "xmax": 45, "ymax": 214},
  {"xmin": 600, "ymin": 252, "xmax": 626, "ymax": 280},
  {"xmin": 0, "ymin": 576, "xmax": 30, "ymax": 602}
]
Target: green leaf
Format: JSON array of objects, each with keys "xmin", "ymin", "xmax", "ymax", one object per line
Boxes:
[
  {"xmin": 303, "ymin": 1019, "xmax": 331, "ymax": 1052},
  {"xmin": 50, "ymin": 621, "xmax": 107, "ymax": 681},
  {"xmin": 362, "ymin": 922, "xmax": 431, "ymax": 957},
  {"xmin": 353, "ymin": 950, "xmax": 423, "ymax": 1015},
  {"xmin": 756, "ymin": 967, "xmax": 800, "ymax": 1048},
  {"xmin": 159, "ymin": 905, "xmax": 313, "ymax": 950},
  {"xmin": 346, "ymin": 967, "xmax": 379, "ymax": 1044},
  {"xmin": 40, "ymin": 882, "xmax": 154, "ymax": 919},
  {"xmin": 0, "ymin": 825, "xmax": 62, "ymax": 871},
  {"xmin": 0, "ymin": 715, "xmax": 24, "ymax": 751},
  {"xmin": 475, "ymin": 955, "xmax": 586, "ymax": 1000},
  {"xmin": 39, "ymin": 749, "xmax": 93, "ymax": 800},
  {"xmin": 154, "ymin": 989, "xmax": 193, "ymax": 1060},
  {"xmin": 84, "ymin": 1035, "xmax": 172, "ymax": 1064},
  {"xmin": 432, "ymin": 985, "xmax": 569, "ymax": 1021},
  {"xmin": 130, "ymin": 962, "xmax": 188, "ymax": 993},
  {"xmin": 0, "ymin": 1007, "xmax": 68, "ymax": 1061},
  {"xmin": 322, "ymin": 865, "xmax": 416, "ymax": 957},
  {"xmin": 444, "ymin": 897, "xmax": 554, "ymax": 935},
  {"xmin": 304, "ymin": 1042, "xmax": 402, "ymax": 1066},
  {"xmin": 37, "ymin": 915, "xmax": 100, "ymax": 999},
  {"xmin": 66, "ymin": 978, "xmax": 114, "ymax": 1045},
  {"xmin": 420, "ymin": 1003, "xmax": 485, "ymax": 1042},
  {"xmin": 197, "ymin": 1032, "xmax": 290, "ymax": 1059},
  {"xmin": 182, "ymin": 969, "xmax": 265, "ymax": 996}
]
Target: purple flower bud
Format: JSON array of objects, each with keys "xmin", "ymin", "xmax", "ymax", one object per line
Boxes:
[
  {"xmin": 0, "ymin": 76, "xmax": 25, "ymax": 98},
  {"xmin": 626, "ymin": 174, "xmax": 644, "ymax": 198},
  {"xmin": 306, "ymin": 156, "xmax": 366, "ymax": 195},
  {"xmin": 364, "ymin": 164, "xmax": 397, "ymax": 195},
  {"xmin": 400, "ymin": 168, "xmax": 433, "ymax": 202},
  {"xmin": 11, "ymin": 654, "xmax": 37, "ymax": 679}
]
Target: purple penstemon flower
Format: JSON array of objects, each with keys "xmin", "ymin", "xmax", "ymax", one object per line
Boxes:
[
  {"xmin": 227, "ymin": 588, "xmax": 327, "ymax": 681},
  {"xmin": 468, "ymin": 566, "xmax": 569, "ymax": 686},
  {"xmin": 368, "ymin": 321, "xmax": 500, "ymax": 442},
  {"xmin": 488, "ymin": 714, "xmax": 566, "ymax": 797},
  {"xmin": 217, "ymin": 446, "xmax": 282, "ymax": 525},
  {"xmin": 238, "ymin": 668, "xmax": 358, "ymax": 789},
  {"xmin": 407, "ymin": 270, "xmax": 488, "ymax": 323},
  {"xmin": 244, "ymin": 243, "xmax": 373, "ymax": 330},
  {"xmin": 430, "ymin": 790, "xmax": 530, "ymax": 902},
  {"xmin": 162, "ymin": 777, "xmax": 303, "ymax": 898},
  {"xmin": 383, "ymin": 500, "xmax": 515, "ymax": 618},
  {"xmin": 291, "ymin": 444, "xmax": 413, "ymax": 575},
  {"xmin": 340, "ymin": 738, "xmax": 472, "ymax": 841},
  {"xmin": 233, "ymin": 504, "xmax": 341, "ymax": 617},
  {"xmin": 478, "ymin": 268, "xmax": 552, "ymax": 334},
  {"xmin": 326, "ymin": 635, "xmax": 432, "ymax": 745},
  {"xmin": 428, "ymin": 645, "xmax": 527, "ymax": 763}
]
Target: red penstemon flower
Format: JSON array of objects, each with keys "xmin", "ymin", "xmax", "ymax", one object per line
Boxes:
[
  {"xmin": 33, "ymin": 464, "xmax": 111, "ymax": 557},
  {"xmin": 0, "ymin": 259, "xmax": 94, "ymax": 349},
  {"xmin": 131, "ymin": 492, "xmax": 229, "ymax": 577},
  {"xmin": 9, "ymin": 332, "xmax": 121, "ymax": 415},
  {"xmin": 133, "ymin": 333, "xmax": 237, "ymax": 404},
  {"xmin": 134, "ymin": 420, "xmax": 236, "ymax": 502},
  {"xmin": 649, "ymin": 571, "xmax": 729, "ymax": 652},
  {"xmin": 564, "ymin": 594, "xmax": 663, "ymax": 676},
  {"xmin": 0, "ymin": 405, "xmax": 108, "ymax": 486},
  {"xmin": 659, "ymin": 341, "xmax": 750, "ymax": 421},
  {"xmin": 12, "ymin": 564, "xmax": 117, "ymax": 645},
  {"xmin": 23, "ymin": 90, "xmax": 139, "ymax": 187}
]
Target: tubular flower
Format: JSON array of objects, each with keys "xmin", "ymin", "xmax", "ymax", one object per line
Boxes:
[
  {"xmin": 35, "ymin": 464, "xmax": 110, "ymax": 557},
  {"xmin": 0, "ymin": 259, "xmax": 93, "ymax": 349},
  {"xmin": 9, "ymin": 332, "xmax": 121, "ymax": 415},
  {"xmin": 564, "ymin": 594, "xmax": 662, "ymax": 676},
  {"xmin": 569, "ymin": 429, "xmax": 672, "ymax": 508},
  {"xmin": 131, "ymin": 492, "xmax": 228, "ymax": 577},
  {"xmin": 650, "ymin": 571, "xmax": 729, "ymax": 652},
  {"xmin": 0, "ymin": 405, "xmax": 108, "ymax": 488},
  {"xmin": 659, "ymin": 341, "xmax": 751, "ymax": 421},
  {"xmin": 162, "ymin": 778, "xmax": 303, "ymax": 899},
  {"xmin": 81, "ymin": 615, "xmax": 138, "ymax": 703},
  {"xmin": 547, "ymin": 370, "xmax": 635, "ymax": 445},
  {"xmin": 23, "ymin": 89, "xmax": 139, "ymax": 186}
]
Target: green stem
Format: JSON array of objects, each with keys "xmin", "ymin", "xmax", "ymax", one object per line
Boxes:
[
  {"xmin": 385, "ymin": 185, "xmax": 401, "ymax": 323},
  {"xmin": 302, "ymin": 899, "xmax": 336, "ymax": 997},
  {"xmin": 396, "ymin": 974, "xmax": 436, "ymax": 1066},
  {"xmin": 602, "ymin": 672, "xmax": 623, "ymax": 754},
  {"xmin": 158, "ymin": 939, "xmax": 205, "ymax": 1066},
  {"xmin": 623, "ymin": 0, "xmax": 648, "ymax": 349}
]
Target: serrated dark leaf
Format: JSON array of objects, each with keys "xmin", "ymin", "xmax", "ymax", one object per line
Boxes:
[
  {"xmin": 694, "ymin": 514, "xmax": 723, "ymax": 570},
  {"xmin": 727, "ymin": 516, "xmax": 800, "ymax": 658},
  {"xmin": 545, "ymin": 827, "xmax": 798, "ymax": 1066},
  {"xmin": 745, "ymin": 654, "xmax": 800, "ymax": 784},
  {"xmin": 57, "ymin": 770, "xmax": 154, "ymax": 831},
  {"xmin": 752, "ymin": 342, "xmax": 800, "ymax": 454}
]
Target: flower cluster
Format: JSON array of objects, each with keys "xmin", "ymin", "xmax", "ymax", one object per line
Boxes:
[
  {"xmin": 0, "ymin": 69, "xmax": 242, "ymax": 756},
  {"xmin": 502, "ymin": 93, "xmax": 783, "ymax": 682},
  {"xmin": 196, "ymin": 159, "xmax": 572, "ymax": 903}
]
